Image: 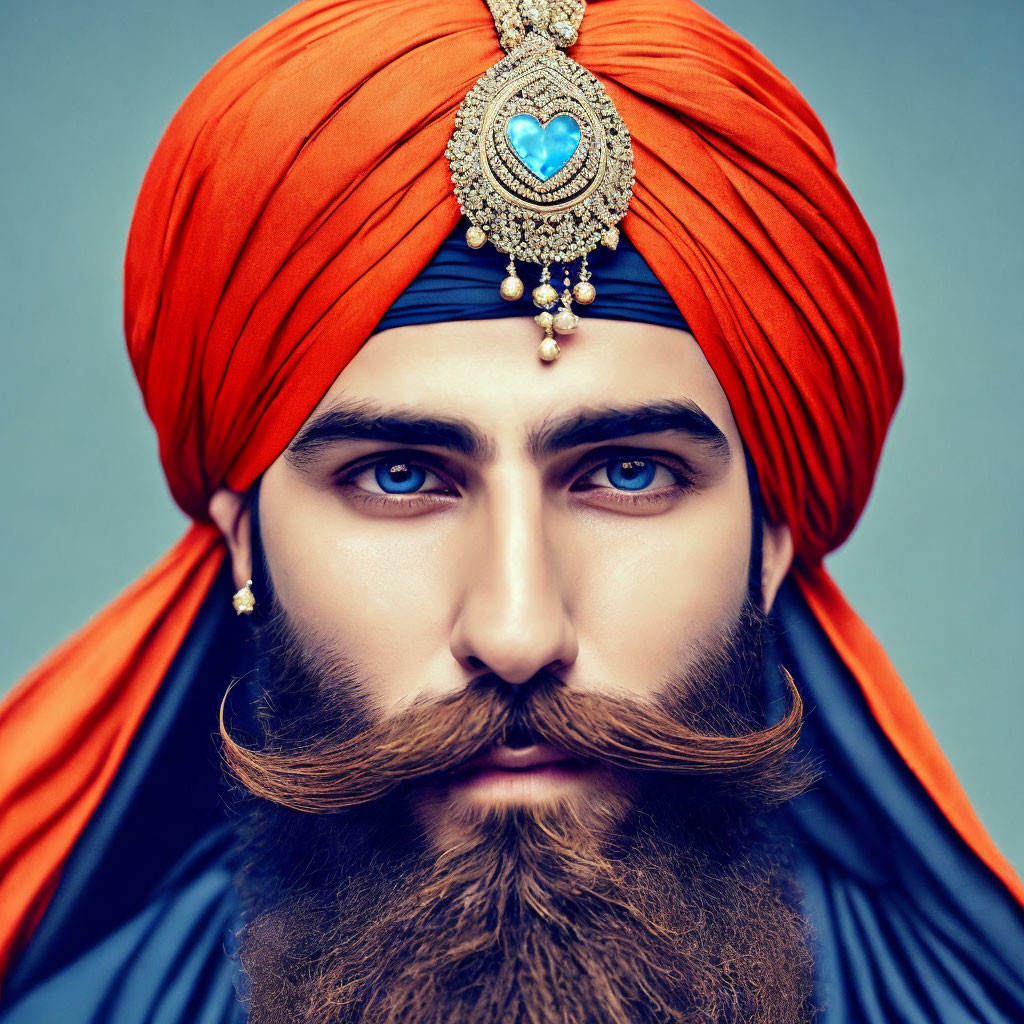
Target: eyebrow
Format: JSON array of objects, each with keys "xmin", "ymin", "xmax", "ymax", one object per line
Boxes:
[
  {"xmin": 527, "ymin": 401, "xmax": 730, "ymax": 461},
  {"xmin": 285, "ymin": 400, "xmax": 495, "ymax": 466},
  {"xmin": 285, "ymin": 398, "xmax": 731, "ymax": 467}
]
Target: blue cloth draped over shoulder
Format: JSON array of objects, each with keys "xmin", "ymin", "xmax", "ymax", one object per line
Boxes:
[{"xmin": 2, "ymin": 224, "xmax": 1021, "ymax": 1021}]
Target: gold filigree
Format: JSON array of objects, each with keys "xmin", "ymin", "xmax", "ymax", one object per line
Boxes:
[{"xmin": 445, "ymin": 0, "xmax": 634, "ymax": 361}]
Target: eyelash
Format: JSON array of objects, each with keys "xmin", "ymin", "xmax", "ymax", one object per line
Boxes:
[{"xmin": 333, "ymin": 448, "xmax": 696, "ymax": 512}]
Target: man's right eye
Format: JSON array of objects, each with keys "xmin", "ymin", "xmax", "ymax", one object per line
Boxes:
[{"xmin": 334, "ymin": 453, "xmax": 459, "ymax": 507}]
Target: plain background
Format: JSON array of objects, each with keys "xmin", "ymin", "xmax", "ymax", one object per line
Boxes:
[{"xmin": 1, "ymin": 1, "xmax": 1021, "ymax": 872}]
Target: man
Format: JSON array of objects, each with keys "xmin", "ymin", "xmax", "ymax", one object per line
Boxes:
[{"xmin": 1, "ymin": 1, "xmax": 1022, "ymax": 1021}]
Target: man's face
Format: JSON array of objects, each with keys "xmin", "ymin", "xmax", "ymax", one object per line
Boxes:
[
  {"xmin": 214, "ymin": 317, "xmax": 810, "ymax": 1023},
  {"xmin": 249, "ymin": 316, "xmax": 786, "ymax": 824}
]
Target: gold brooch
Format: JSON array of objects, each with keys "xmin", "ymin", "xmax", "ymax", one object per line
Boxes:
[{"xmin": 446, "ymin": 0, "xmax": 635, "ymax": 361}]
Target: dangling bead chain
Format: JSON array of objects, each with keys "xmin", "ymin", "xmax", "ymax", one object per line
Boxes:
[
  {"xmin": 574, "ymin": 255, "xmax": 596, "ymax": 305},
  {"xmin": 500, "ymin": 258, "xmax": 524, "ymax": 301},
  {"xmin": 530, "ymin": 264, "xmax": 559, "ymax": 310},
  {"xmin": 484, "ymin": 243, "xmax": 610, "ymax": 362}
]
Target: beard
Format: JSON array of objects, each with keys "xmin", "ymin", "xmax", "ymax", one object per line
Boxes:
[{"xmin": 223, "ymin": 597, "xmax": 818, "ymax": 1024}]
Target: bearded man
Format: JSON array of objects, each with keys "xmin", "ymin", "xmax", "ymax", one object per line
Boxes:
[{"xmin": 1, "ymin": 1, "xmax": 1022, "ymax": 1022}]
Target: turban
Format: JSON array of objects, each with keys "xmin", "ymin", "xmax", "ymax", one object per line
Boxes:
[{"xmin": 1, "ymin": 0, "xmax": 1020, "ymax": 990}]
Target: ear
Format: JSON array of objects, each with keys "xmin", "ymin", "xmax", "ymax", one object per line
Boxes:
[
  {"xmin": 208, "ymin": 487, "xmax": 252, "ymax": 591},
  {"xmin": 760, "ymin": 518, "xmax": 794, "ymax": 614}
]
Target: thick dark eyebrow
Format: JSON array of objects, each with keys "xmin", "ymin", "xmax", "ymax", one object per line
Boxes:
[
  {"xmin": 285, "ymin": 398, "xmax": 730, "ymax": 467},
  {"xmin": 526, "ymin": 400, "xmax": 731, "ymax": 461},
  {"xmin": 285, "ymin": 400, "xmax": 495, "ymax": 466}
]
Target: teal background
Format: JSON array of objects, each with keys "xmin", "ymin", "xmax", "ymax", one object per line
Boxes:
[{"xmin": 1, "ymin": 2, "xmax": 1021, "ymax": 871}]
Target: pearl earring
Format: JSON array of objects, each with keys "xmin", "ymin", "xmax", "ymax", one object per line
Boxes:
[{"xmin": 232, "ymin": 579, "xmax": 255, "ymax": 616}]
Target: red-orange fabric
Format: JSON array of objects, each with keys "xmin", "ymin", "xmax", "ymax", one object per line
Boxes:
[{"xmin": 1, "ymin": 0, "xmax": 1019, "ymax": 986}]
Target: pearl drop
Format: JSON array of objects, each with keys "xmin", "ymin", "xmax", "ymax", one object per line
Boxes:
[
  {"xmin": 465, "ymin": 226, "xmax": 487, "ymax": 249},
  {"xmin": 499, "ymin": 275, "xmax": 524, "ymax": 301},
  {"xmin": 573, "ymin": 281, "xmax": 596, "ymax": 305},
  {"xmin": 538, "ymin": 337, "xmax": 561, "ymax": 361},
  {"xmin": 552, "ymin": 309, "xmax": 579, "ymax": 334},
  {"xmin": 532, "ymin": 283, "xmax": 559, "ymax": 308}
]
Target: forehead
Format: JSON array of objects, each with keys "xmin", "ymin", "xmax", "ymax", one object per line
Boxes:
[{"xmin": 313, "ymin": 317, "xmax": 740, "ymax": 445}]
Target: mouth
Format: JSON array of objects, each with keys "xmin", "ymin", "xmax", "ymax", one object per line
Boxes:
[{"xmin": 446, "ymin": 742, "xmax": 596, "ymax": 802}]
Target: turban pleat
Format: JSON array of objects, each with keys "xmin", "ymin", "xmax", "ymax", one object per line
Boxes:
[{"xmin": 1, "ymin": 0, "xmax": 1018, "ymax": 986}]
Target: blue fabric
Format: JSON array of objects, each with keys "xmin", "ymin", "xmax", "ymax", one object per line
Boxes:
[
  {"xmin": 0, "ymin": 569, "xmax": 246, "ymax": 1022},
  {"xmin": 770, "ymin": 584, "xmax": 1024, "ymax": 1020},
  {"xmin": 0, "ymin": 828, "xmax": 242, "ymax": 1024},
  {"xmin": 371, "ymin": 217, "xmax": 691, "ymax": 336},
  {"xmin": 3, "ymin": 569, "xmax": 1022, "ymax": 1022}
]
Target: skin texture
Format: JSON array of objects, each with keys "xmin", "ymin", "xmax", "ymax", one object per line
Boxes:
[{"xmin": 210, "ymin": 315, "xmax": 794, "ymax": 822}]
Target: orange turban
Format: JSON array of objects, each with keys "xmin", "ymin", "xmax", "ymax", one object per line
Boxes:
[{"xmin": 1, "ymin": 0, "xmax": 1018, "ymax": 985}]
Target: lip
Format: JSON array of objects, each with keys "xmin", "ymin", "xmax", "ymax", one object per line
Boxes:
[
  {"xmin": 458, "ymin": 742, "xmax": 579, "ymax": 774},
  {"xmin": 440, "ymin": 744, "xmax": 597, "ymax": 804}
]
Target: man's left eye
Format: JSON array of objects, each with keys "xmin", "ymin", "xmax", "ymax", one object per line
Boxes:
[{"xmin": 577, "ymin": 457, "xmax": 683, "ymax": 492}]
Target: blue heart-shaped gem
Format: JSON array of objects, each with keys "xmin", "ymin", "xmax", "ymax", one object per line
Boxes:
[{"xmin": 506, "ymin": 113, "xmax": 581, "ymax": 181}]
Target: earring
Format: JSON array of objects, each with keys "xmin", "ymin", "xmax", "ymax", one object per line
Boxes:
[{"xmin": 232, "ymin": 579, "xmax": 255, "ymax": 616}]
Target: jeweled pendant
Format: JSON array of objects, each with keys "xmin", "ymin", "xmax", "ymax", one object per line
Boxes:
[
  {"xmin": 232, "ymin": 580, "xmax": 255, "ymax": 616},
  {"xmin": 446, "ymin": 32, "xmax": 633, "ymax": 267},
  {"xmin": 445, "ymin": 1, "xmax": 634, "ymax": 363}
]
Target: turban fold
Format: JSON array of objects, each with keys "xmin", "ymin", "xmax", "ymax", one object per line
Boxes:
[
  {"xmin": 1, "ymin": 0, "xmax": 1019, "ymax": 986},
  {"xmin": 370, "ymin": 215, "xmax": 693, "ymax": 336}
]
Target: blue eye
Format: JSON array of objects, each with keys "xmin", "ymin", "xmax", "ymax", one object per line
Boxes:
[
  {"xmin": 605, "ymin": 458, "xmax": 658, "ymax": 491},
  {"xmin": 374, "ymin": 461, "xmax": 428, "ymax": 493}
]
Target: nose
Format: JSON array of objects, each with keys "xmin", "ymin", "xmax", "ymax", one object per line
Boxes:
[{"xmin": 449, "ymin": 480, "xmax": 578, "ymax": 685}]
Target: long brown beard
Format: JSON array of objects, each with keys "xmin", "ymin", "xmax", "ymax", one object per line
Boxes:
[{"xmin": 224, "ymin": 600, "xmax": 819, "ymax": 1023}]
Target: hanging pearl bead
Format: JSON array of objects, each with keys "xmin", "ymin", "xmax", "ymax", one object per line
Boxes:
[
  {"xmin": 600, "ymin": 226, "xmax": 620, "ymax": 249},
  {"xmin": 549, "ymin": 265, "xmax": 579, "ymax": 334},
  {"xmin": 465, "ymin": 225, "xmax": 487, "ymax": 249},
  {"xmin": 532, "ymin": 283, "xmax": 558, "ymax": 308},
  {"xmin": 500, "ymin": 275, "xmax": 524, "ymax": 300},
  {"xmin": 538, "ymin": 335, "xmax": 561, "ymax": 361},
  {"xmin": 552, "ymin": 308, "xmax": 579, "ymax": 333},
  {"xmin": 535, "ymin": 302, "xmax": 560, "ymax": 360},
  {"xmin": 573, "ymin": 280, "xmax": 596, "ymax": 304}
]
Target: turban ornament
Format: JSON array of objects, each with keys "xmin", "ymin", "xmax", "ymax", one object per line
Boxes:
[{"xmin": 447, "ymin": 0, "xmax": 634, "ymax": 360}]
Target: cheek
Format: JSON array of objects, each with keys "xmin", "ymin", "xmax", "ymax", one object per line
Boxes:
[
  {"xmin": 259, "ymin": 483, "xmax": 457, "ymax": 707},
  {"xmin": 567, "ymin": 488, "xmax": 751, "ymax": 694}
]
